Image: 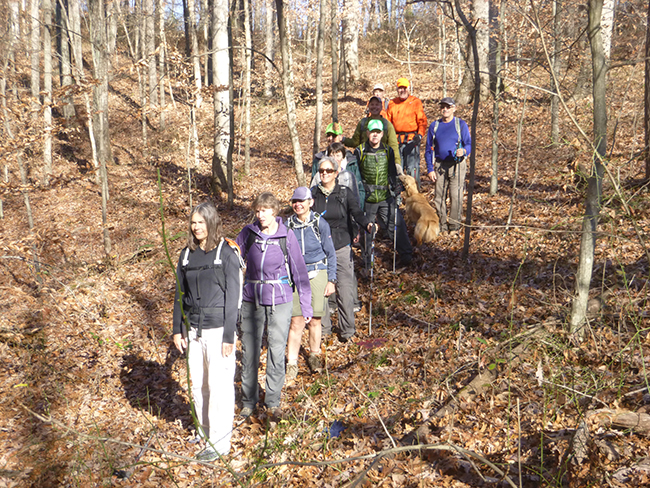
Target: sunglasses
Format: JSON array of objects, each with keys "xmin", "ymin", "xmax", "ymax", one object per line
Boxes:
[
  {"xmin": 291, "ymin": 199, "xmax": 307, "ymax": 204},
  {"xmin": 319, "ymin": 168, "xmax": 336, "ymax": 174}
]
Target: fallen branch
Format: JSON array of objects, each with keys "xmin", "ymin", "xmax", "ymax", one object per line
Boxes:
[
  {"xmin": 22, "ymin": 401, "xmax": 516, "ymax": 485},
  {"xmin": 591, "ymin": 409, "xmax": 650, "ymax": 436}
]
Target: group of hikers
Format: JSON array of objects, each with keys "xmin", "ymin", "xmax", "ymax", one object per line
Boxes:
[{"xmin": 171, "ymin": 78, "xmax": 472, "ymax": 461}]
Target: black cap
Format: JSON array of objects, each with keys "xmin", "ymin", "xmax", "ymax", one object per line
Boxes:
[{"xmin": 439, "ymin": 97, "xmax": 456, "ymax": 106}]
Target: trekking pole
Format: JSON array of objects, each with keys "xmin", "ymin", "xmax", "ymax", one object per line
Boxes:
[
  {"xmin": 369, "ymin": 226, "xmax": 376, "ymax": 335},
  {"xmin": 392, "ymin": 201, "xmax": 397, "ymax": 273}
]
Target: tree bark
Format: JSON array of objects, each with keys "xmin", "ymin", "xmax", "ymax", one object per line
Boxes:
[
  {"xmin": 69, "ymin": 0, "xmax": 83, "ymax": 79},
  {"xmin": 145, "ymin": 0, "xmax": 158, "ymax": 107},
  {"xmin": 569, "ymin": 0, "xmax": 607, "ymax": 337},
  {"xmin": 210, "ymin": 0, "xmax": 231, "ymax": 195},
  {"xmin": 30, "ymin": 0, "xmax": 40, "ymax": 118},
  {"xmin": 341, "ymin": 0, "xmax": 359, "ymax": 82},
  {"xmin": 550, "ymin": 0, "xmax": 561, "ymax": 145},
  {"xmin": 43, "ymin": 0, "xmax": 53, "ymax": 185},
  {"xmin": 455, "ymin": 33, "xmax": 474, "ymax": 105},
  {"xmin": 645, "ymin": 0, "xmax": 650, "ymax": 179},
  {"xmin": 107, "ymin": 0, "xmax": 117, "ymax": 56},
  {"xmin": 275, "ymin": 0, "xmax": 306, "ymax": 186},
  {"xmin": 600, "ymin": 0, "xmax": 614, "ymax": 61},
  {"xmin": 56, "ymin": 0, "xmax": 75, "ymax": 121},
  {"xmin": 182, "ymin": 0, "xmax": 191, "ymax": 57},
  {"xmin": 313, "ymin": 0, "xmax": 326, "ymax": 155},
  {"xmin": 158, "ymin": 0, "xmax": 167, "ymax": 129},
  {"xmin": 264, "ymin": 0, "xmax": 275, "ymax": 98},
  {"xmin": 331, "ymin": 0, "xmax": 339, "ymax": 122},
  {"xmin": 88, "ymin": 0, "xmax": 112, "ymax": 255},
  {"xmin": 243, "ymin": 0, "xmax": 252, "ymax": 174},
  {"xmin": 439, "ymin": 6, "xmax": 447, "ymax": 97},
  {"xmin": 188, "ymin": 0, "xmax": 202, "ymax": 106},
  {"xmin": 377, "ymin": 0, "xmax": 389, "ymax": 30},
  {"xmin": 474, "ymin": 0, "xmax": 489, "ymax": 100},
  {"xmin": 454, "ymin": 0, "xmax": 480, "ymax": 261},
  {"xmin": 489, "ymin": 0, "xmax": 505, "ymax": 196}
]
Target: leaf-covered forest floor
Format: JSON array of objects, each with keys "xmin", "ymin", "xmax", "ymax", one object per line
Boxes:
[{"xmin": 1, "ymin": 44, "xmax": 649, "ymax": 487}]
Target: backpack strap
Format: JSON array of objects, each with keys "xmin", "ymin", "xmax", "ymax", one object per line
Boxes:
[{"xmin": 245, "ymin": 231, "xmax": 293, "ymax": 287}]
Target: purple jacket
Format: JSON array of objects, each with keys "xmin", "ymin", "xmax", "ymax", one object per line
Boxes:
[{"xmin": 236, "ymin": 217, "xmax": 313, "ymax": 317}]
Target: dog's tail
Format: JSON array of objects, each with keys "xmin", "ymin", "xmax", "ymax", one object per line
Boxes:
[{"xmin": 415, "ymin": 219, "xmax": 440, "ymax": 245}]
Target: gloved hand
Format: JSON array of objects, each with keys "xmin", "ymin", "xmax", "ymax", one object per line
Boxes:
[{"xmin": 404, "ymin": 135, "xmax": 422, "ymax": 154}]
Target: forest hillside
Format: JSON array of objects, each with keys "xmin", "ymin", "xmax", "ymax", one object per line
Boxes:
[{"xmin": 1, "ymin": 1, "xmax": 649, "ymax": 486}]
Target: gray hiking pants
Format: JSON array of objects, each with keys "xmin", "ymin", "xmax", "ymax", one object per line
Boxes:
[
  {"xmin": 399, "ymin": 143, "xmax": 421, "ymax": 186},
  {"xmin": 434, "ymin": 159, "xmax": 467, "ymax": 232},
  {"xmin": 321, "ymin": 245, "xmax": 357, "ymax": 340},
  {"xmin": 240, "ymin": 300, "xmax": 292, "ymax": 409}
]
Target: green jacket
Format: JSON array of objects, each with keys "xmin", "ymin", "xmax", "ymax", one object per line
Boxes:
[
  {"xmin": 355, "ymin": 142, "xmax": 399, "ymax": 204},
  {"xmin": 343, "ymin": 116, "xmax": 402, "ymax": 167}
]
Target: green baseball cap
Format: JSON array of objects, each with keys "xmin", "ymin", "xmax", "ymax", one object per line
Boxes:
[
  {"xmin": 326, "ymin": 122, "xmax": 343, "ymax": 135},
  {"xmin": 367, "ymin": 119, "xmax": 383, "ymax": 132}
]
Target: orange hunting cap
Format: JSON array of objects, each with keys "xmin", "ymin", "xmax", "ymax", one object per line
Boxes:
[{"xmin": 396, "ymin": 77, "xmax": 410, "ymax": 88}]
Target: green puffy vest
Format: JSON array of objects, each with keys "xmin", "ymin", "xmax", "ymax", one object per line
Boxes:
[{"xmin": 359, "ymin": 144, "xmax": 390, "ymax": 204}]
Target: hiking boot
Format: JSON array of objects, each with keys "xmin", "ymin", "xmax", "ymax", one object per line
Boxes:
[
  {"xmin": 307, "ymin": 354, "xmax": 323, "ymax": 374},
  {"xmin": 239, "ymin": 406, "xmax": 254, "ymax": 419},
  {"xmin": 196, "ymin": 446, "xmax": 220, "ymax": 462},
  {"xmin": 338, "ymin": 334, "xmax": 354, "ymax": 343},
  {"xmin": 286, "ymin": 363, "xmax": 299, "ymax": 382}
]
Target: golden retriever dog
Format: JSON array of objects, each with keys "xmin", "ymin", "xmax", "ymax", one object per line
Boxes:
[{"xmin": 398, "ymin": 174, "xmax": 440, "ymax": 244}]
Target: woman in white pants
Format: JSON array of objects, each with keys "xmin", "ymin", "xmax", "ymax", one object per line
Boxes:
[{"xmin": 172, "ymin": 202, "xmax": 241, "ymax": 461}]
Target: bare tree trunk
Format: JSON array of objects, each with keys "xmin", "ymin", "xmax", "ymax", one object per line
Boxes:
[
  {"xmin": 453, "ymin": 0, "xmax": 480, "ymax": 261},
  {"xmin": 158, "ymin": 0, "xmax": 166, "ymax": 129},
  {"xmin": 645, "ymin": 0, "xmax": 650, "ymax": 180},
  {"xmin": 550, "ymin": 0, "xmax": 561, "ymax": 145},
  {"xmin": 305, "ymin": 16, "xmax": 313, "ymax": 78},
  {"xmin": 275, "ymin": 0, "xmax": 306, "ymax": 185},
  {"xmin": 341, "ymin": 0, "xmax": 359, "ymax": 83},
  {"xmin": 107, "ymin": 0, "xmax": 117, "ymax": 57},
  {"xmin": 89, "ymin": 0, "xmax": 112, "ymax": 255},
  {"xmin": 145, "ymin": 0, "xmax": 158, "ymax": 107},
  {"xmin": 30, "ymin": 0, "xmax": 40, "ymax": 118},
  {"xmin": 570, "ymin": 0, "xmax": 607, "ymax": 337},
  {"xmin": 43, "ymin": 0, "xmax": 53, "ymax": 185},
  {"xmin": 182, "ymin": 0, "xmax": 191, "ymax": 56},
  {"xmin": 201, "ymin": 0, "xmax": 211, "ymax": 84},
  {"xmin": 210, "ymin": 0, "xmax": 231, "ymax": 194},
  {"xmin": 455, "ymin": 34, "xmax": 474, "ymax": 104},
  {"xmin": 600, "ymin": 0, "xmax": 614, "ymax": 61},
  {"xmin": 474, "ymin": 0, "xmax": 489, "ymax": 101},
  {"xmin": 489, "ymin": 0, "xmax": 505, "ymax": 196},
  {"xmin": 377, "ymin": 0, "xmax": 389, "ymax": 30},
  {"xmin": 69, "ymin": 0, "xmax": 83, "ymax": 79},
  {"xmin": 313, "ymin": 0, "xmax": 326, "ymax": 154},
  {"xmin": 264, "ymin": 0, "xmax": 275, "ymax": 98},
  {"xmin": 188, "ymin": 0, "xmax": 203, "ymax": 106},
  {"xmin": 439, "ymin": 6, "xmax": 447, "ymax": 97},
  {"xmin": 243, "ymin": 0, "xmax": 252, "ymax": 174},
  {"xmin": 330, "ymin": 0, "xmax": 338, "ymax": 122},
  {"xmin": 57, "ymin": 0, "xmax": 75, "ymax": 120}
]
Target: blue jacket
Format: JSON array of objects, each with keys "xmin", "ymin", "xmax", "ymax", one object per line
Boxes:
[
  {"xmin": 424, "ymin": 117, "xmax": 472, "ymax": 174},
  {"xmin": 286, "ymin": 211, "xmax": 337, "ymax": 283},
  {"xmin": 236, "ymin": 218, "xmax": 313, "ymax": 317}
]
